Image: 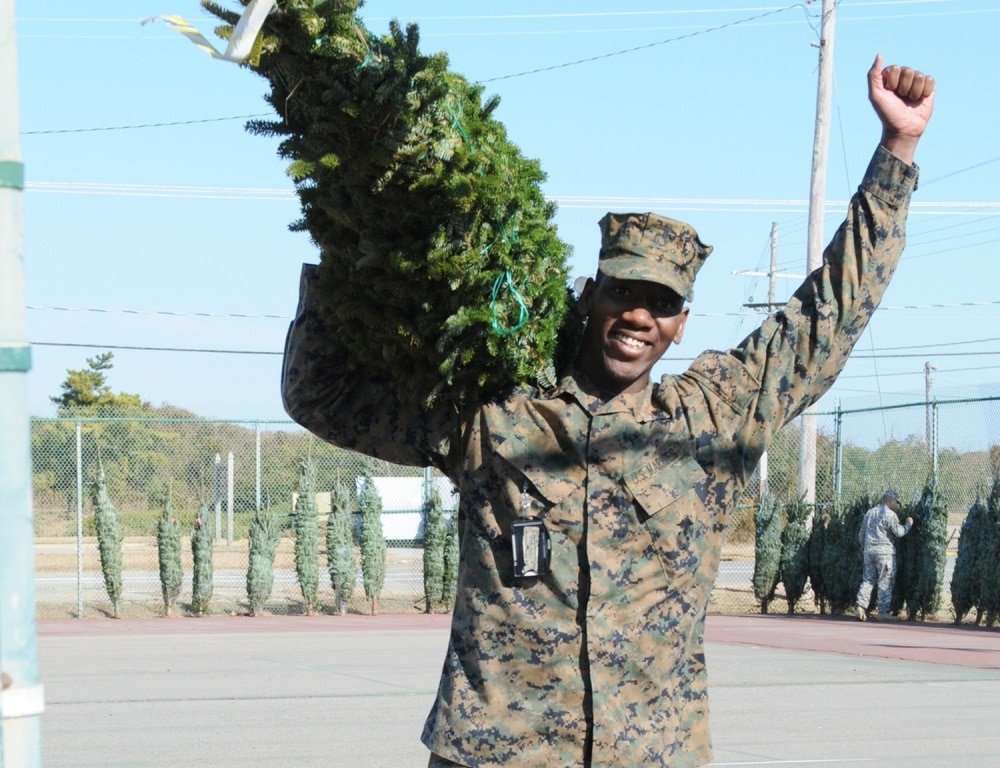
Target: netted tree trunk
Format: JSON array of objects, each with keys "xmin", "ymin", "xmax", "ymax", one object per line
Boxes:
[
  {"xmin": 951, "ymin": 498, "xmax": 987, "ymax": 624},
  {"xmin": 359, "ymin": 474, "xmax": 387, "ymax": 616},
  {"xmin": 807, "ymin": 504, "xmax": 831, "ymax": 614},
  {"xmin": 91, "ymin": 467, "xmax": 123, "ymax": 618},
  {"xmin": 752, "ymin": 493, "xmax": 783, "ymax": 614},
  {"xmin": 980, "ymin": 448, "xmax": 1000, "ymax": 627},
  {"xmin": 898, "ymin": 479, "xmax": 948, "ymax": 620},
  {"xmin": 156, "ymin": 500, "xmax": 183, "ymax": 617},
  {"xmin": 779, "ymin": 499, "xmax": 811, "ymax": 614},
  {"xmin": 326, "ymin": 480, "xmax": 357, "ymax": 615},
  {"xmin": 442, "ymin": 513, "xmax": 460, "ymax": 611},
  {"xmin": 247, "ymin": 506, "xmax": 281, "ymax": 616},
  {"xmin": 293, "ymin": 458, "xmax": 320, "ymax": 615},
  {"xmin": 423, "ymin": 489, "xmax": 447, "ymax": 613},
  {"xmin": 191, "ymin": 503, "xmax": 214, "ymax": 617}
]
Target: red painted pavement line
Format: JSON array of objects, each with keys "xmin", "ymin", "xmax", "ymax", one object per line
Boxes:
[
  {"xmin": 705, "ymin": 614, "xmax": 1000, "ymax": 670},
  {"xmin": 36, "ymin": 612, "xmax": 1000, "ymax": 671}
]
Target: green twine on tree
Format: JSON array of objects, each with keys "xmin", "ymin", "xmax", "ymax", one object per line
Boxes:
[
  {"xmin": 491, "ymin": 270, "xmax": 529, "ymax": 336},
  {"xmin": 444, "ymin": 98, "xmax": 472, "ymax": 150}
]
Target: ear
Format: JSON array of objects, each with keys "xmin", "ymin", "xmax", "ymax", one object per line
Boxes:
[
  {"xmin": 576, "ymin": 277, "xmax": 596, "ymax": 316},
  {"xmin": 671, "ymin": 307, "xmax": 690, "ymax": 345}
]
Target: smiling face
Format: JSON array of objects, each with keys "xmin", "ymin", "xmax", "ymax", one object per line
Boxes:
[{"xmin": 575, "ymin": 274, "xmax": 689, "ymax": 396}]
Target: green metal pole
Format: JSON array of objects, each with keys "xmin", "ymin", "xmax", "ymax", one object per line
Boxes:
[{"xmin": 0, "ymin": 3, "xmax": 45, "ymax": 764}]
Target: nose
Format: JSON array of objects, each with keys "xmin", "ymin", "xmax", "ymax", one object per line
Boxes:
[{"xmin": 620, "ymin": 302, "xmax": 655, "ymax": 326}]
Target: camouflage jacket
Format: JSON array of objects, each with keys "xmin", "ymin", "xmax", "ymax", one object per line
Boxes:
[
  {"xmin": 859, "ymin": 503, "xmax": 912, "ymax": 555},
  {"xmin": 281, "ymin": 145, "xmax": 917, "ymax": 767}
]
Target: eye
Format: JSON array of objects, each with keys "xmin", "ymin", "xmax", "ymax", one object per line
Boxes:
[
  {"xmin": 654, "ymin": 297, "xmax": 676, "ymax": 312},
  {"xmin": 610, "ymin": 283, "xmax": 631, "ymax": 299}
]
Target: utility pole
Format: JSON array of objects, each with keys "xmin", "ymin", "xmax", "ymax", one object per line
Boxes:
[
  {"xmin": 736, "ymin": 225, "xmax": 808, "ymax": 501},
  {"xmin": 924, "ymin": 362, "xmax": 937, "ymax": 458},
  {"xmin": 798, "ymin": 0, "xmax": 837, "ymax": 506},
  {"xmin": 760, "ymin": 223, "xmax": 777, "ymax": 499},
  {"xmin": 737, "ymin": 223, "xmax": 783, "ymax": 499},
  {"xmin": 0, "ymin": 3, "xmax": 46, "ymax": 765}
]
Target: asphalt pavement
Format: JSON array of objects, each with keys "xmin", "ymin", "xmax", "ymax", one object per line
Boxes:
[{"xmin": 36, "ymin": 613, "xmax": 1000, "ymax": 767}]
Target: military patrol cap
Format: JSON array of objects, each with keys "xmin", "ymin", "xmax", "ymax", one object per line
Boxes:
[
  {"xmin": 883, "ymin": 489, "xmax": 901, "ymax": 503},
  {"xmin": 597, "ymin": 212, "xmax": 713, "ymax": 302}
]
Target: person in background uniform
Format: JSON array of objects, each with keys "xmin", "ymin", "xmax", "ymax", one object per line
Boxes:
[
  {"xmin": 281, "ymin": 56, "xmax": 935, "ymax": 768},
  {"xmin": 855, "ymin": 489, "xmax": 913, "ymax": 622}
]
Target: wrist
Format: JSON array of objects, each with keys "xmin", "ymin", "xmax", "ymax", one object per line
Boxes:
[{"xmin": 880, "ymin": 132, "xmax": 918, "ymax": 166}]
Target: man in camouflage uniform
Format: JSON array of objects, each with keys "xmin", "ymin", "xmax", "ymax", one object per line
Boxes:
[
  {"xmin": 281, "ymin": 57, "xmax": 935, "ymax": 767},
  {"xmin": 855, "ymin": 489, "xmax": 913, "ymax": 622}
]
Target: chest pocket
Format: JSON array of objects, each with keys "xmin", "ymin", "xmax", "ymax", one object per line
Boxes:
[{"xmin": 623, "ymin": 452, "xmax": 712, "ymax": 580}]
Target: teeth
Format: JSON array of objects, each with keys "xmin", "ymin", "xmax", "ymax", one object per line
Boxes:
[{"xmin": 613, "ymin": 333, "xmax": 644, "ymax": 350}]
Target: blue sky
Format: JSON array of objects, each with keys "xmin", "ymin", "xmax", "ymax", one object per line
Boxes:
[{"xmin": 15, "ymin": 1, "xmax": 1000, "ymax": 430}]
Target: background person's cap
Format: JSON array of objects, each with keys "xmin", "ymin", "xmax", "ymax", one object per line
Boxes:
[
  {"xmin": 883, "ymin": 489, "xmax": 901, "ymax": 503},
  {"xmin": 597, "ymin": 212, "xmax": 712, "ymax": 302}
]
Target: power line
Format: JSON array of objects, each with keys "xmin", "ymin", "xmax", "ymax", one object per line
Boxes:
[
  {"xmin": 838, "ymin": 363, "xmax": 1000, "ymax": 381},
  {"xmin": 27, "ymin": 306, "xmax": 291, "ymax": 320},
  {"xmin": 30, "ymin": 342, "xmax": 280, "ymax": 356},
  {"xmin": 22, "ymin": 182, "xmax": 1000, "ymax": 216},
  {"xmin": 476, "ymin": 4, "xmax": 803, "ymax": 83},
  {"xmin": 21, "ymin": 113, "xmax": 270, "ymax": 136},
  {"xmin": 26, "ymin": 181, "xmax": 293, "ymax": 201},
  {"xmin": 27, "ymin": 341, "xmax": 1000, "ymax": 360},
  {"xmin": 25, "ymin": 298, "xmax": 1000, "ymax": 323}
]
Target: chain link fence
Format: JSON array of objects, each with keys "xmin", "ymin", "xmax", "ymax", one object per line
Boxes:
[{"xmin": 31, "ymin": 395, "xmax": 1000, "ymax": 620}]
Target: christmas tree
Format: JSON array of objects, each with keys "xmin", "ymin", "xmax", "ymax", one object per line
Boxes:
[
  {"xmin": 359, "ymin": 473, "xmax": 387, "ymax": 615},
  {"xmin": 326, "ymin": 478, "xmax": 357, "ymax": 615},
  {"xmin": 807, "ymin": 504, "xmax": 830, "ymax": 614},
  {"xmin": 950, "ymin": 497, "xmax": 987, "ymax": 624},
  {"xmin": 191, "ymin": 503, "xmax": 214, "ymax": 617},
  {"xmin": 203, "ymin": 0, "xmax": 579, "ymax": 407},
  {"xmin": 819, "ymin": 498, "xmax": 868, "ymax": 614},
  {"xmin": 247, "ymin": 506, "xmax": 281, "ymax": 616},
  {"xmin": 422, "ymin": 488, "xmax": 447, "ymax": 613},
  {"xmin": 779, "ymin": 499, "xmax": 811, "ymax": 614},
  {"xmin": 293, "ymin": 458, "xmax": 321, "ymax": 615},
  {"xmin": 91, "ymin": 466, "xmax": 123, "ymax": 618},
  {"xmin": 442, "ymin": 512, "xmax": 460, "ymax": 610},
  {"xmin": 156, "ymin": 499, "xmax": 183, "ymax": 617},
  {"xmin": 898, "ymin": 480, "xmax": 948, "ymax": 621},
  {"xmin": 751, "ymin": 493, "xmax": 783, "ymax": 614},
  {"xmin": 978, "ymin": 448, "xmax": 1000, "ymax": 627}
]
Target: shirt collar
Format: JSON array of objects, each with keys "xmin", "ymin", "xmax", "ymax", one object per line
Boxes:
[{"xmin": 556, "ymin": 369, "xmax": 655, "ymax": 419}]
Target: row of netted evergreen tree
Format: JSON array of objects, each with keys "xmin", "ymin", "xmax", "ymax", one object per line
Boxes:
[
  {"xmin": 949, "ymin": 447, "xmax": 1000, "ymax": 626},
  {"xmin": 89, "ymin": 457, "xmax": 459, "ymax": 618},
  {"xmin": 752, "ymin": 478, "xmax": 950, "ymax": 620}
]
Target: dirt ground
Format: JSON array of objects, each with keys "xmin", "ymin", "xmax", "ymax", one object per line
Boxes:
[{"xmin": 32, "ymin": 536, "xmax": 961, "ymax": 624}]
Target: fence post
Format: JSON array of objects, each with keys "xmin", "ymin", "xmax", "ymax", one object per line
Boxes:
[
  {"xmin": 255, "ymin": 423, "xmax": 261, "ymax": 513},
  {"xmin": 75, "ymin": 421, "xmax": 83, "ymax": 619},
  {"xmin": 227, "ymin": 451, "xmax": 234, "ymax": 546},
  {"xmin": 214, "ymin": 453, "xmax": 222, "ymax": 541},
  {"xmin": 931, "ymin": 400, "xmax": 939, "ymax": 483},
  {"xmin": 833, "ymin": 402, "xmax": 843, "ymax": 502}
]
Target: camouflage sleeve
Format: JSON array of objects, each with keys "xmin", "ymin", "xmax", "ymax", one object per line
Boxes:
[
  {"xmin": 682, "ymin": 144, "xmax": 919, "ymax": 454},
  {"xmin": 884, "ymin": 510, "xmax": 911, "ymax": 540},
  {"xmin": 280, "ymin": 263, "xmax": 458, "ymax": 472}
]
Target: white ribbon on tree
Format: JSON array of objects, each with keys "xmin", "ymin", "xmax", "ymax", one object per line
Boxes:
[{"xmin": 142, "ymin": 0, "xmax": 277, "ymax": 63}]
